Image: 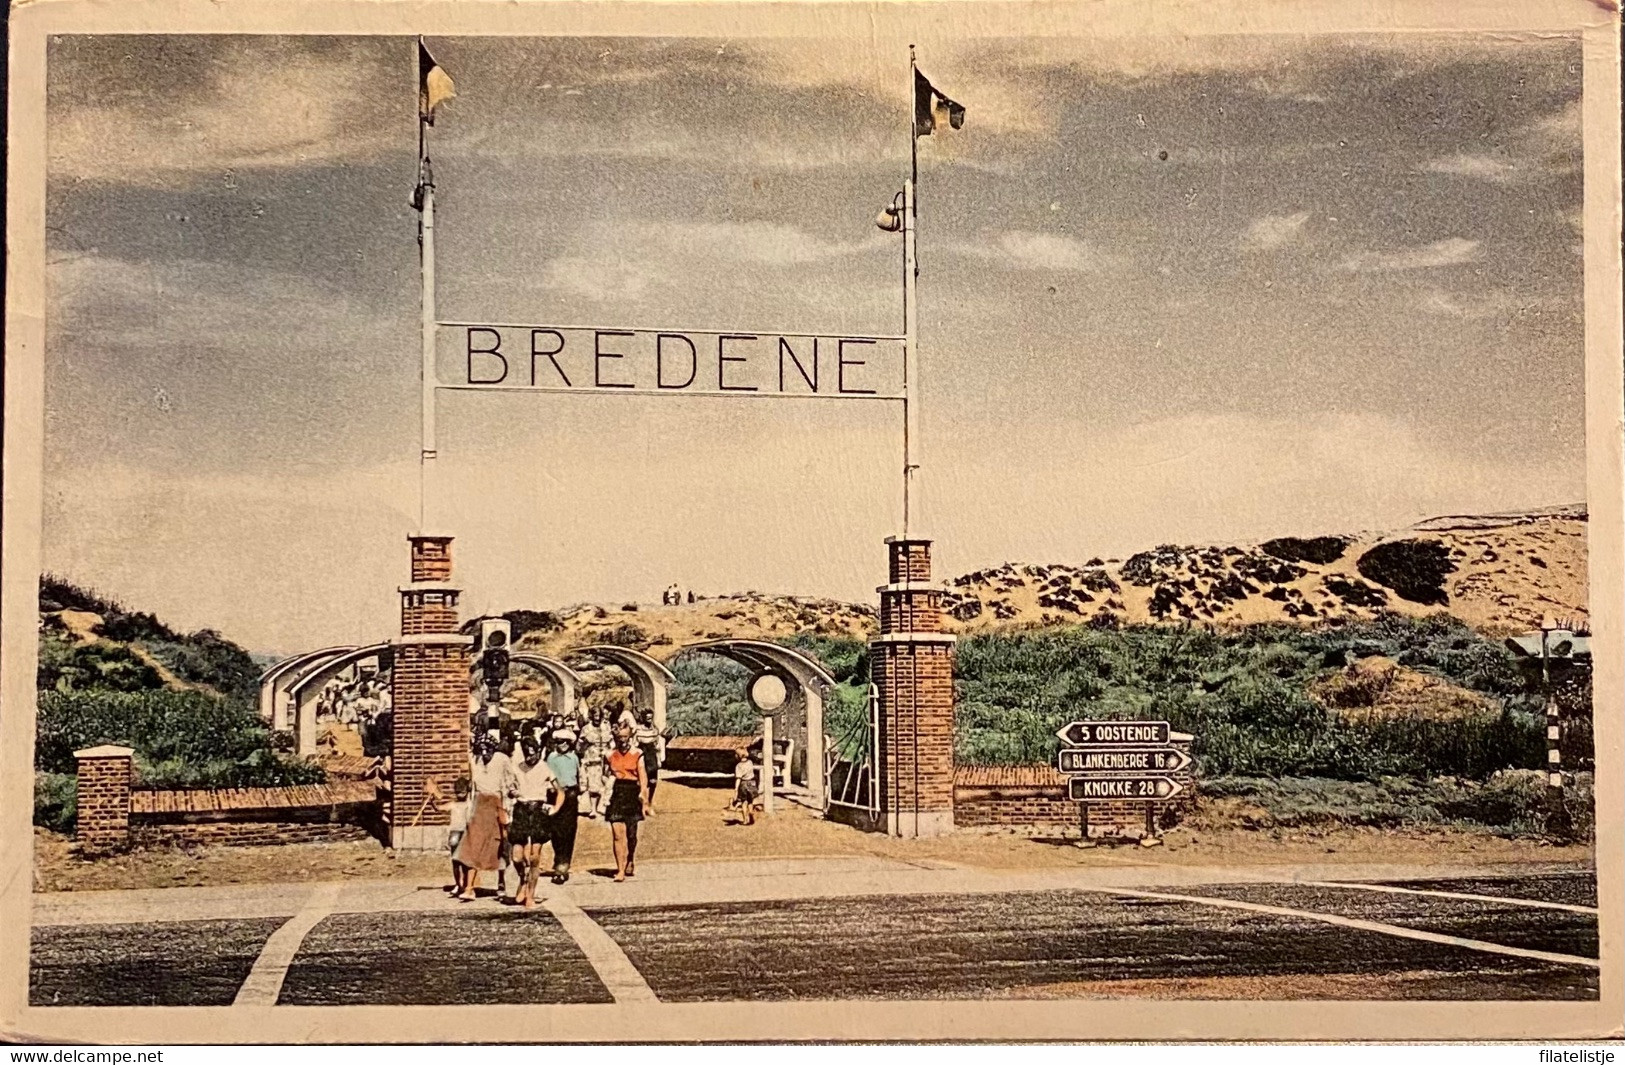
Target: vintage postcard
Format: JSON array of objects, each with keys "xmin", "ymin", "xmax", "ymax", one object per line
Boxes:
[{"xmin": 3, "ymin": 0, "xmax": 1621, "ymax": 1044}]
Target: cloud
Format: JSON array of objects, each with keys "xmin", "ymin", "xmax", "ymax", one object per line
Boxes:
[
  {"xmin": 940, "ymin": 410, "xmax": 1584, "ymax": 567},
  {"xmin": 641, "ymin": 221, "xmax": 890, "ymax": 266},
  {"xmin": 541, "ymin": 256, "xmax": 668, "ymax": 302},
  {"xmin": 1419, "ymin": 153, "xmax": 1521, "ymax": 183},
  {"xmin": 538, "ymin": 220, "xmax": 890, "ymax": 303},
  {"xmin": 1338, "ymin": 237, "xmax": 1480, "ymax": 273},
  {"xmin": 1418, "ymin": 100, "xmax": 1581, "ymax": 185},
  {"xmin": 951, "ymin": 230, "xmax": 1114, "ymax": 272},
  {"xmin": 1417, "ymin": 287, "xmax": 1575, "ymax": 322},
  {"xmin": 49, "ymin": 39, "xmax": 402, "ymax": 185},
  {"xmin": 1241, "ymin": 211, "xmax": 1310, "ymax": 250}
]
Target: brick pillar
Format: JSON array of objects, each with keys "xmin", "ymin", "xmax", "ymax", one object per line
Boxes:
[
  {"xmin": 872, "ymin": 538, "xmax": 957, "ymax": 838},
  {"xmin": 73, "ymin": 745, "xmax": 134, "ymax": 855},
  {"xmin": 391, "ymin": 534, "xmax": 473, "ymax": 851}
]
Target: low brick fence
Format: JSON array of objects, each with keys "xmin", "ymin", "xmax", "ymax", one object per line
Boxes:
[
  {"xmin": 74, "ymin": 746, "xmax": 384, "ymax": 854},
  {"xmin": 954, "ymin": 759, "xmax": 1196, "ymax": 838}
]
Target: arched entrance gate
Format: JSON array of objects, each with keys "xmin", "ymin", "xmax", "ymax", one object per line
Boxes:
[{"xmin": 557, "ymin": 641, "xmax": 832, "ymax": 808}]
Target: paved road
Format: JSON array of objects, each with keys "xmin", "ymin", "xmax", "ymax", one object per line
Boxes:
[{"xmin": 29, "ymin": 860, "xmax": 1599, "ymax": 1006}]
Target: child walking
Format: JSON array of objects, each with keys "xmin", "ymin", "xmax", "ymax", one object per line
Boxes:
[{"xmin": 727, "ymin": 748, "xmax": 761, "ymax": 825}]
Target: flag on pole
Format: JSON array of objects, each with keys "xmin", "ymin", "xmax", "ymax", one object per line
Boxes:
[
  {"xmin": 419, "ymin": 40, "xmax": 456, "ymax": 125},
  {"xmin": 913, "ymin": 68, "xmax": 965, "ymax": 138}
]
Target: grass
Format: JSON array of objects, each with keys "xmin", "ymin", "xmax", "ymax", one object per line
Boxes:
[
  {"xmin": 1201, "ymin": 771, "xmax": 1595, "ymax": 838},
  {"xmin": 660, "ymin": 614, "xmax": 1592, "ymax": 836},
  {"xmin": 951, "ymin": 615, "xmax": 1556, "ymax": 779}
]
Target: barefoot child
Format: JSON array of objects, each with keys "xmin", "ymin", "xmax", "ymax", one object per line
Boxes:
[
  {"xmin": 727, "ymin": 748, "xmax": 761, "ymax": 825},
  {"xmin": 427, "ymin": 776, "xmax": 473, "ymax": 895}
]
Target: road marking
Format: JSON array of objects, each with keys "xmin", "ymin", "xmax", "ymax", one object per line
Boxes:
[
  {"xmin": 544, "ymin": 894, "xmax": 659, "ymax": 1003},
  {"xmin": 232, "ymin": 882, "xmax": 340, "ymax": 1007},
  {"xmin": 1303, "ymin": 880, "xmax": 1600, "ymax": 915},
  {"xmin": 1091, "ymin": 885, "xmax": 1600, "ymax": 970}
]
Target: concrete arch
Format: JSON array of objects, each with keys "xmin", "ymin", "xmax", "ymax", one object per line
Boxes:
[
  {"xmin": 672, "ymin": 640, "xmax": 836, "ymax": 806},
  {"xmin": 566, "ymin": 645, "xmax": 677, "ymax": 733},
  {"xmin": 286, "ymin": 642, "xmax": 392, "ymax": 756},
  {"xmin": 503, "ymin": 653, "xmax": 583, "ymax": 722},
  {"xmin": 259, "ymin": 646, "xmax": 356, "ymax": 730}
]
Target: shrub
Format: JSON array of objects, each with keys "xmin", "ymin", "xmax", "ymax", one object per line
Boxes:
[
  {"xmin": 1261, "ymin": 536, "xmax": 1351, "ymax": 565},
  {"xmin": 34, "ymin": 688, "xmax": 324, "ymax": 788},
  {"xmin": 1323, "ymin": 576, "xmax": 1388, "ymax": 608},
  {"xmin": 38, "ymin": 575, "xmax": 121, "ymax": 616},
  {"xmin": 34, "ymin": 772, "xmax": 77, "ymax": 834},
  {"xmin": 146, "ymin": 629, "xmax": 260, "ymax": 702},
  {"xmin": 504, "ymin": 609, "xmax": 563, "ymax": 639},
  {"xmin": 1201, "ymin": 771, "xmax": 1593, "ymax": 838},
  {"xmin": 37, "ymin": 631, "xmax": 163, "ymax": 693},
  {"xmin": 949, "ymin": 617, "xmax": 1569, "ymax": 780},
  {"xmin": 1356, "ymin": 539, "xmax": 1457, "ymax": 605},
  {"xmin": 600, "ymin": 623, "xmax": 651, "ymax": 649},
  {"xmin": 97, "ymin": 610, "xmax": 180, "ymax": 644},
  {"xmin": 666, "ymin": 655, "xmax": 758, "ymax": 735}
]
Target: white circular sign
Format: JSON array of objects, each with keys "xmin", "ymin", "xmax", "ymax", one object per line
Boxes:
[{"xmin": 748, "ymin": 673, "xmax": 788, "ymax": 712}]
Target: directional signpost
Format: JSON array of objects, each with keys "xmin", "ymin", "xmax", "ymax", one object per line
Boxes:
[
  {"xmin": 1069, "ymin": 776, "xmax": 1185, "ymax": 801},
  {"xmin": 1058, "ymin": 746, "xmax": 1191, "ymax": 774},
  {"xmin": 1056, "ymin": 719, "xmax": 1190, "ymax": 845}
]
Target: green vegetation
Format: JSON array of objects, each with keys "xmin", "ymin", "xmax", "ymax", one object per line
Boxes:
[
  {"xmin": 39, "ymin": 575, "xmax": 261, "ymax": 701},
  {"xmin": 35, "ymin": 689, "xmax": 325, "ymax": 786},
  {"xmin": 35, "ymin": 576, "xmax": 322, "ymax": 832},
  {"xmin": 663, "ymin": 614, "xmax": 1588, "ymax": 835},
  {"xmin": 1355, "ymin": 539, "xmax": 1457, "ymax": 605},
  {"xmin": 1202, "ymin": 771, "xmax": 1594, "ymax": 838},
  {"xmin": 38, "ymin": 627, "xmax": 164, "ymax": 692},
  {"xmin": 952, "ymin": 616, "xmax": 1548, "ymax": 778},
  {"xmin": 1260, "ymin": 536, "xmax": 1351, "ymax": 565}
]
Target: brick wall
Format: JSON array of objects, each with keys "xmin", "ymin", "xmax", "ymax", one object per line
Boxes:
[
  {"xmin": 73, "ymin": 763, "xmax": 386, "ymax": 853},
  {"xmin": 874, "ymin": 538, "xmax": 957, "ymax": 837},
  {"xmin": 411, "ymin": 536, "xmax": 453, "ymax": 582},
  {"xmin": 888, "ymin": 540, "xmax": 932, "ymax": 583},
  {"xmin": 391, "ymin": 641, "xmax": 470, "ymax": 833},
  {"xmin": 401, "ymin": 600, "xmax": 460, "ymax": 635},
  {"xmin": 133, "ymin": 821, "xmax": 373, "ymax": 848},
  {"xmin": 391, "ymin": 535, "xmax": 471, "ymax": 848},
  {"xmin": 879, "ymin": 590, "xmax": 943, "ymax": 633},
  {"xmin": 954, "ymin": 763, "xmax": 1196, "ymax": 836},
  {"xmin": 73, "ymin": 747, "xmax": 134, "ymax": 855}
]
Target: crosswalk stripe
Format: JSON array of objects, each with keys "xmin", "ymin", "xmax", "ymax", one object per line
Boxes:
[
  {"xmin": 544, "ymin": 894, "xmax": 659, "ymax": 1003},
  {"xmin": 232, "ymin": 882, "xmax": 341, "ymax": 1007},
  {"xmin": 1090, "ymin": 884, "xmax": 1599, "ymax": 969},
  {"xmin": 1302, "ymin": 879, "xmax": 1599, "ymax": 915}
]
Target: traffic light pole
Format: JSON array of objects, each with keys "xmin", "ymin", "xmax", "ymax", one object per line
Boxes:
[{"xmin": 1540, "ymin": 624, "xmax": 1571, "ymax": 837}]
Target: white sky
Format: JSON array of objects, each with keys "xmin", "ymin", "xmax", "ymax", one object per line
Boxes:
[{"xmin": 43, "ymin": 33, "xmax": 1586, "ymax": 653}]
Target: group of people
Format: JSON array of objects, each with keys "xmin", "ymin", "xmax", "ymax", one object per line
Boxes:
[
  {"xmin": 661, "ymin": 583, "xmax": 698, "ymax": 606},
  {"xmin": 429, "ymin": 696, "xmax": 669, "ymax": 903},
  {"xmin": 316, "ymin": 672, "xmax": 390, "ymax": 728},
  {"xmin": 315, "ymin": 671, "xmax": 393, "ymax": 757}
]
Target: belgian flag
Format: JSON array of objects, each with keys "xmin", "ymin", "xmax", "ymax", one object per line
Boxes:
[
  {"xmin": 913, "ymin": 68, "xmax": 965, "ymax": 138},
  {"xmin": 419, "ymin": 40, "xmax": 456, "ymax": 125}
]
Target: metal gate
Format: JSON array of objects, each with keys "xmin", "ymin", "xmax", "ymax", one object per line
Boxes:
[{"xmin": 825, "ymin": 683, "xmax": 880, "ymax": 818}]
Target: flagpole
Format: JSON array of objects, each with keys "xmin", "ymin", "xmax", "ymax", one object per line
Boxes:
[
  {"xmin": 902, "ymin": 178, "xmax": 918, "ymax": 541},
  {"xmin": 902, "ymin": 44, "xmax": 920, "ymax": 540},
  {"xmin": 418, "ymin": 48, "xmax": 438, "ymax": 534}
]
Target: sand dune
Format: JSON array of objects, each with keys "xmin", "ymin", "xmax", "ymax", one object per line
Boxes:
[{"xmin": 515, "ymin": 507, "xmax": 1588, "ymax": 657}]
